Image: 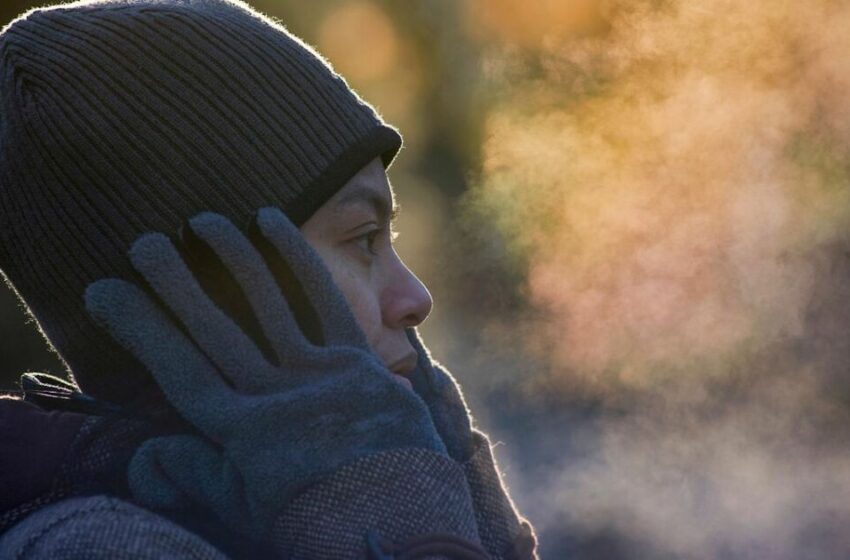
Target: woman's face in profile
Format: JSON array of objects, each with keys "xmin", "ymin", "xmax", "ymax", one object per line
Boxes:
[{"xmin": 300, "ymin": 158, "xmax": 433, "ymax": 388}]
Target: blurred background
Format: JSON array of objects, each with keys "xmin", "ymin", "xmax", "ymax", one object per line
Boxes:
[{"xmin": 5, "ymin": 0, "xmax": 850, "ymax": 557}]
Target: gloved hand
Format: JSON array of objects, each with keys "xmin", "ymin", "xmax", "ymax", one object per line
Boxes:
[
  {"xmin": 406, "ymin": 327, "xmax": 476, "ymax": 463},
  {"xmin": 84, "ymin": 208, "xmax": 447, "ymax": 535}
]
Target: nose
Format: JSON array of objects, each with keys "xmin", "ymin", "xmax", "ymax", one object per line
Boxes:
[{"xmin": 381, "ymin": 252, "xmax": 433, "ymax": 329}]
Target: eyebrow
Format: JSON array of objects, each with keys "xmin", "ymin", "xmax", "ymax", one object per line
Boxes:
[{"xmin": 333, "ymin": 184, "xmax": 399, "ymax": 225}]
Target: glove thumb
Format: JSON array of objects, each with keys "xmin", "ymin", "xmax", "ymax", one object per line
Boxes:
[{"xmin": 129, "ymin": 435, "xmax": 252, "ymax": 529}]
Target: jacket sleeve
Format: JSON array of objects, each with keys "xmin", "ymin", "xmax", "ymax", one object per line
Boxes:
[
  {"xmin": 271, "ymin": 447, "xmax": 488, "ymax": 559},
  {"xmin": 270, "ymin": 434, "xmax": 539, "ymax": 560},
  {"xmin": 461, "ymin": 430, "xmax": 539, "ymax": 560}
]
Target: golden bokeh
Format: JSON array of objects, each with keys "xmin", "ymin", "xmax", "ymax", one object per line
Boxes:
[{"xmin": 317, "ymin": 1, "xmax": 398, "ymax": 82}]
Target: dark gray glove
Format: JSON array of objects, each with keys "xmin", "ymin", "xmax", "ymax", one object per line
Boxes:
[
  {"xmin": 406, "ymin": 327, "xmax": 476, "ymax": 462},
  {"xmin": 85, "ymin": 208, "xmax": 447, "ymax": 535}
]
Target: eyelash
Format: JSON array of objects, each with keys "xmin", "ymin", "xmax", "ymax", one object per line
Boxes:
[
  {"xmin": 357, "ymin": 229, "xmax": 381, "ymax": 256},
  {"xmin": 354, "ymin": 227, "xmax": 399, "ymax": 257}
]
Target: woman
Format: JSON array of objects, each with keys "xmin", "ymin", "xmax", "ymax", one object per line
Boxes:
[{"xmin": 0, "ymin": 0, "xmax": 537, "ymax": 557}]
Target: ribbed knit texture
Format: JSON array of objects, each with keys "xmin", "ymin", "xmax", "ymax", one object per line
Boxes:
[{"xmin": 0, "ymin": 0, "xmax": 402, "ymax": 404}]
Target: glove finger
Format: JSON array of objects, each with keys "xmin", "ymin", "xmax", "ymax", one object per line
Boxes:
[
  {"xmin": 129, "ymin": 435, "xmax": 251, "ymax": 529},
  {"xmin": 85, "ymin": 278, "xmax": 233, "ymax": 436},
  {"xmin": 408, "ymin": 327, "xmax": 470, "ymax": 413},
  {"xmin": 405, "ymin": 327, "xmax": 475, "ymax": 462},
  {"xmin": 129, "ymin": 232, "xmax": 272, "ymax": 392},
  {"xmin": 186, "ymin": 212, "xmax": 310, "ymax": 387},
  {"xmin": 406, "ymin": 326, "xmax": 442, "ymax": 398},
  {"xmin": 255, "ymin": 207, "xmax": 370, "ymax": 350}
]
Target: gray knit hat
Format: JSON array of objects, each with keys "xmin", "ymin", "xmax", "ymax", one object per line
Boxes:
[{"xmin": 0, "ymin": 0, "xmax": 402, "ymax": 404}]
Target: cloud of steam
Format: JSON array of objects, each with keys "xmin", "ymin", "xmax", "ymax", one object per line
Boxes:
[
  {"xmin": 462, "ymin": 0, "xmax": 850, "ymax": 557},
  {"xmin": 471, "ymin": 0, "xmax": 850, "ymax": 389}
]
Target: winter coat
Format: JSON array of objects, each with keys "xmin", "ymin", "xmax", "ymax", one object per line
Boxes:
[{"xmin": 0, "ymin": 385, "xmax": 537, "ymax": 559}]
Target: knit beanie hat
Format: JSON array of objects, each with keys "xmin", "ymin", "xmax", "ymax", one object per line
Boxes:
[{"xmin": 0, "ymin": 0, "xmax": 402, "ymax": 405}]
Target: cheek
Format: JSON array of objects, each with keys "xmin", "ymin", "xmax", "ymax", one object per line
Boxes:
[{"xmin": 321, "ymin": 259, "xmax": 383, "ymax": 348}]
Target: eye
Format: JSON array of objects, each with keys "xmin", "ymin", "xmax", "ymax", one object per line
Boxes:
[{"xmin": 353, "ymin": 228, "xmax": 381, "ymax": 256}]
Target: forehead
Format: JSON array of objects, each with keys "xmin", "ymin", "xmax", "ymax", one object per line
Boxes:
[{"xmin": 328, "ymin": 158, "xmax": 396, "ymax": 220}]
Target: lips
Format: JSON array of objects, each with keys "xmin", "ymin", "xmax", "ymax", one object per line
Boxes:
[
  {"xmin": 389, "ymin": 352, "xmax": 418, "ymax": 374},
  {"xmin": 389, "ymin": 352, "xmax": 418, "ymax": 391}
]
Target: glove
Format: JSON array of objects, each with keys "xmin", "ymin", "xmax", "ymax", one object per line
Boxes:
[
  {"xmin": 405, "ymin": 333, "xmax": 539, "ymax": 558},
  {"xmin": 406, "ymin": 327, "xmax": 475, "ymax": 463},
  {"xmin": 84, "ymin": 208, "xmax": 447, "ymax": 535}
]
